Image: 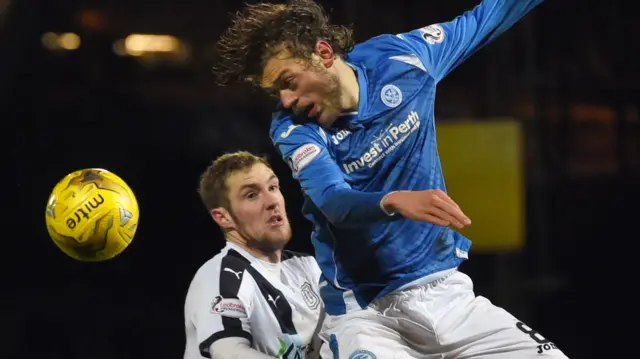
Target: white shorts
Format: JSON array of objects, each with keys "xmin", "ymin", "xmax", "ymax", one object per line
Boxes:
[{"xmin": 319, "ymin": 271, "xmax": 568, "ymax": 359}]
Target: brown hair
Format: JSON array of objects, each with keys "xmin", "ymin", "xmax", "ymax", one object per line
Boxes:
[
  {"xmin": 198, "ymin": 151, "xmax": 271, "ymax": 212},
  {"xmin": 213, "ymin": 0, "xmax": 355, "ymax": 87}
]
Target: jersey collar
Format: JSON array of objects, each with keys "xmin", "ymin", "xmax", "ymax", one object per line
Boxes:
[{"xmin": 225, "ymin": 242, "xmax": 282, "ymax": 275}]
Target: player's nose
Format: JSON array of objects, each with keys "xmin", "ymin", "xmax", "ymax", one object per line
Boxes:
[
  {"xmin": 264, "ymin": 191, "xmax": 281, "ymax": 210},
  {"xmin": 280, "ymin": 90, "xmax": 298, "ymax": 109}
]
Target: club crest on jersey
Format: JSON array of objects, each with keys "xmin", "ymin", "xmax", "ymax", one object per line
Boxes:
[
  {"xmin": 210, "ymin": 295, "xmax": 248, "ymax": 319},
  {"xmin": 349, "ymin": 350, "xmax": 377, "ymax": 359},
  {"xmin": 420, "ymin": 24, "xmax": 445, "ymax": 45},
  {"xmin": 380, "ymin": 84, "xmax": 402, "ymax": 108},
  {"xmin": 300, "ymin": 282, "xmax": 321, "ymax": 310}
]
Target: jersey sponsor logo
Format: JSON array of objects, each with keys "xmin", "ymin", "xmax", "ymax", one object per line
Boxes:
[
  {"xmin": 288, "ymin": 143, "xmax": 320, "ymax": 174},
  {"xmin": 280, "ymin": 124, "xmax": 301, "ymax": 138},
  {"xmin": 420, "ymin": 24, "xmax": 445, "ymax": 44},
  {"xmin": 343, "ymin": 111, "xmax": 421, "ymax": 174},
  {"xmin": 300, "ymin": 282, "xmax": 321, "ymax": 310},
  {"xmin": 380, "ymin": 84, "xmax": 403, "ymax": 108},
  {"xmin": 348, "ymin": 350, "xmax": 377, "ymax": 359},
  {"xmin": 210, "ymin": 295, "xmax": 248, "ymax": 319}
]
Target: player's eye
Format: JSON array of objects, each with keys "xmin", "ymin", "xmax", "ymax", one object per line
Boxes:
[
  {"xmin": 245, "ymin": 192, "xmax": 258, "ymax": 200},
  {"xmin": 269, "ymin": 184, "xmax": 279, "ymax": 192},
  {"xmin": 284, "ymin": 77, "xmax": 296, "ymax": 89},
  {"xmin": 268, "ymin": 86, "xmax": 280, "ymax": 97}
]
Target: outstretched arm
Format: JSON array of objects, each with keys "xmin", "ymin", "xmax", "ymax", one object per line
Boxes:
[
  {"xmin": 271, "ymin": 120, "xmax": 398, "ymax": 228},
  {"xmin": 397, "ymin": 0, "xmax": 545, "ymax": 82},
  {"xmin": 271, "ymin": 119, "xmax": 471, "ymax": 229}
]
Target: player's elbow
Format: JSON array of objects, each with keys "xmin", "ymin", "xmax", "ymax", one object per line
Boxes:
[
  {"xmin": 323, "ymin": 210, "xmax": 348, "ymax": 227},
  {"xmin": 316, "ymin": 188, "xmax": 347, "ymax": 226},
  {"xmin": 318, "ymin": 192, "xmax": 358, "ymax": 228},
  {"xmin": 316, "ymin": 186, "xmax": 397, "ymax": 228}
]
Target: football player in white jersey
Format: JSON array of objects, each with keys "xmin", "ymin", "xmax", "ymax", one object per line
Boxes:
[{"xmin": 183, "ymin": 151, "xmax": 325, "ymax": 359}]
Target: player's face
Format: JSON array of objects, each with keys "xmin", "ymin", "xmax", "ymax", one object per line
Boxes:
[
  {"xmin": 224, "ymin": 163, "xmax": 291, "ymax": 253},
  {"xmin": 262, "ymin": 48, "xmax": 343, "ymax": 128}
]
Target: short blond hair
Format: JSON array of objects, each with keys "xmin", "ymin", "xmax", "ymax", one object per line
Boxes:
[{"xmin": 198, "ymin": 151, "xmax": 271, "ymax": 211}]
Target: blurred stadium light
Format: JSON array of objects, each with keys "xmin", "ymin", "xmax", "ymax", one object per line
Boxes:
[
  {"xmin": 123, "ymin": 34, "xmax": 180, "ymax": 55},
  {"xmin": 41, "ymin": 32, "xmax": 81, "ymax": 51},
  {"xmin": 112, "ymin": 33, "xmax": 190, "ymax": 65}
]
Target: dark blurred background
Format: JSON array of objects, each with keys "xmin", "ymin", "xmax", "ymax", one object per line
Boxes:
[{"xmin": 5, "ymin": 0, "xmax": 638, "ymax": 358}]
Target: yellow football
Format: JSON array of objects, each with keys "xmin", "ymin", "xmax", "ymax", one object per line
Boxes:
[{"xmin": 45, "ymin": 168, "xmax": 139, "ymax": 261}]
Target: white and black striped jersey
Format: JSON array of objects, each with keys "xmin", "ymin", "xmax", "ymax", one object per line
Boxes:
[{"xmin": 183, "ymin": 242, "xmax": 324, "ymax": 359}]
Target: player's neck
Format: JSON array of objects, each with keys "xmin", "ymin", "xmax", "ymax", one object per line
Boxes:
[
  {"xmin": 335, "ymin": 58, "xmax": 359, "ymax": 112},
  {"xmin": 250, "ymin": 248, "xmax": 281, "ymax": 263},
  {"xmin": 226, "ymin": 235, "xmax": 281, "ymax": 263}
]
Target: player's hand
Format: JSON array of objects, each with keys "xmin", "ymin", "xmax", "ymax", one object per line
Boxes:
[{"xmin": 383, "ymin": 190, "xmax": 471, "ymax": 229}]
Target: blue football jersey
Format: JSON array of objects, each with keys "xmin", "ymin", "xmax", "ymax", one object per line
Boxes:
[{"xmin": 270, "ymin": 0, "xmax": 544, "ymax": 315}]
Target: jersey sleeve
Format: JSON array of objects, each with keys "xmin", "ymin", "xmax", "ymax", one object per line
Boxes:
[
  {"xmin": 397, "ymin": 0, "xmax": 544, "ymax": 82},
  {"xmin": 209, "ymin": 337, "xmax": 274, "ymax": 359},
  {"xmin": 193, "ymin": 257, "xmax": 254, "ymax": 358},
  {"xmin": 270, "ymin": 116, "xmax": 399, "ymax": 227}
]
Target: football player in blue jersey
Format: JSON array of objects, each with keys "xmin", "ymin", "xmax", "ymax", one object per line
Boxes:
[{"xmin": 213, "ymin": 0, "xmax": 569, "ymax": 358}]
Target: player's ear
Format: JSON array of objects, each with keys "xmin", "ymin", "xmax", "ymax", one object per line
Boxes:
[
  {"xmin": 211, "ymin": 207, "xmax": 235, "ymax": 230},
  {"xmin": 315, "ymin": 40, "xmax": 334, "ymax": 68}
]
